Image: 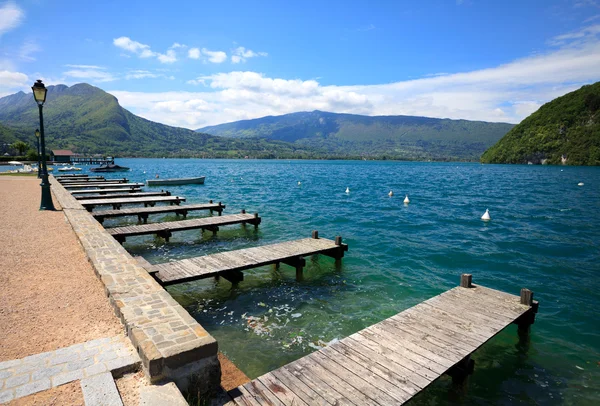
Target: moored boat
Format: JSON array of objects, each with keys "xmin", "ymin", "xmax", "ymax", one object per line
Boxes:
[
  {"xmin": 146, "ymin": 176, "xmax": 205, "ymax": 186},
  {"xmin": 90, "ymin": 163, "xmax": 130, "ymax": 172}
]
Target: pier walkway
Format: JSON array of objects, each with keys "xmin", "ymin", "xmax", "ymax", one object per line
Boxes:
[
  {"xmin": 226, "ymin": 275, "xmax": 538, "ymax": 406},
  {"xmin": 75, "ymin": 191, "xmax": 170, "ymax": 200},
  {"xmin": 107, "ymin": 212, "xmax": 261, "ymax": 243},
  {"xmin": 59, "ymin": 179, "xmax": 129, "ymax": 185},
  {"xmin": 63, "ymin": 183, "xmax": 145, "ymax": 190},
  {"xmin": 150, "ymin": 232, "xmax": 348, "ymax": 285},
  {"xmin": 70, "ymin": 187, "xmax": 142, "ymax": 195},
  {"xmin": 92, "ymin": 201, "xmax": 225, "ymax": 224},
  {"xmin": 81, "ymin": 195, "xmax": 186, "ymax": 211}
]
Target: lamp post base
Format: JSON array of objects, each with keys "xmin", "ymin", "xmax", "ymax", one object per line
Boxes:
[{"xmin": 40, "ymin": 174, "xmax": 56, "ymax": 211}]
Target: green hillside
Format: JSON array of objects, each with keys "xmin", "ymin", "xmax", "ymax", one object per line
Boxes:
[
  {"xmin": 0, "ymin": 83, "xmax": 322, "ymax": 159},
  {"xmin": 481, "ymin": 82, "xmax": 600, "ymax": 165},
  {"xmin": 197, "ymin": 111, "xmax": 514, "ymax": 161}
]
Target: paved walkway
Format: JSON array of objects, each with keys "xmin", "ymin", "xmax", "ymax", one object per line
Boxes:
[{"xmin": 0, "ymin": 335, "xmax": 140, "ymax": 404}]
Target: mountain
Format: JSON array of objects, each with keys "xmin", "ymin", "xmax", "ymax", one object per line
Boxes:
[
  {"xmin": 481, "ymin": 82, "xmax": 600, "ymax": 165},
  {"xmin": 197, "ymin": 111, "xmax": 514, "ymax": 161},
  {"xmin": 0, "ymin": 83, "xmax": 321, "ymax": 159}
]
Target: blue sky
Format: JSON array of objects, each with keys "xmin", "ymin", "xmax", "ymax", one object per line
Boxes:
[{"xmin": 1, "ymin": 0, "xmax": 600, "ymax": 128}]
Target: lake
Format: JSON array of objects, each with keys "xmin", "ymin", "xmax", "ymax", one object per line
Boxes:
[{"xmin": 71, "ymin": 159, "xmax": 600, "ymax": 404}]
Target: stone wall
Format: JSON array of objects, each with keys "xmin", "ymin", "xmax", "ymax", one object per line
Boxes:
[{"xmin": 49, "ymin": 177, "xmax": 221, "ymax": 397}]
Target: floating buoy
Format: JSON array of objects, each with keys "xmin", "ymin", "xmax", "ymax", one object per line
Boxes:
[
  {"xmin": 578, "ymin": 182, "xmax": 584, "ymax": 186},
  {"xmin": 481, "ymin": 209, "xmax": 491, "ymax": 221},
  {"xmin": 388, "ymin": 190, "xmax": 393, "ymax": 197},
  {"xmin": 345, "ymin": 187, "xmax": 350, "ymax": 194},
  {"xmin": 298, "ymin": 181, "xmax": 301, "ymax": 186},
  {"xmin": 404, "ymin": 195, "xmax": 410, "ymax": 204}
]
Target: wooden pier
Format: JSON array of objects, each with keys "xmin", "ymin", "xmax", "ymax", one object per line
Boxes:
[
  {"xmin": 63, "ymin": 183, "xmax": 145, "ymax": 190},
  {"xmin": 58, "ymin": 178, "xmax": 129, "ymax": 184},
  {"xmin": 91, "ymin": 201, "xmax": 225, "ymax": 224},
  {"xmin": 149, "ymin": 231, "xmax": 348, "ymax": 285},
  {"xmin": 55, "ymin": 175, "xmax": 103, "ymax": 180},
  {"xmin": 70, "ymin": 187, "xmax": 142, "ymax": 195},
  {"xmin": 106, "ymin": 211, "xmax": 261, "ymax": 243},
  {"xmin": 226, "ymin": 274, "xmax": 538, "ymax": 406},
  {"xmin": 81, "ymin": 195, "xmax": 186, "ymax": 211},
  {"xmin": 74, "ymin": 191, "xmax": 170, "ymax": 200}
]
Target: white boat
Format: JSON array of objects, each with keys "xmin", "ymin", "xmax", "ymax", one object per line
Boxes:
[
  {"xmin": 58, "ymin": 166, "xmax": 82, "ymax": 172},
  {"xmin": 146, "ymin": 176, "xmax": 205, "ymax": 186}
]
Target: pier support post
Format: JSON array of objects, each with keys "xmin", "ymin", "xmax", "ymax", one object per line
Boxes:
[
  {"xmin": 448, "ymin": 355, "xmax": 475, "ymax": 383},
  {"xmin": 460, "ymin": 274, "xmax": 472, "ymax": 288},
  {"xmin": 514, "ymin": 288, "xmax": 538, "ymax": 335},
  {"xmin": 312, "ymin": 230, "xmax": 319, "ymax": 239}
]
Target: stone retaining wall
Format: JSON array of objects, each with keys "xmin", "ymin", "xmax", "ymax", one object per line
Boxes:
[{"xmin": 49, "ymin": 177, "xmax": 220, "ymax": 397}]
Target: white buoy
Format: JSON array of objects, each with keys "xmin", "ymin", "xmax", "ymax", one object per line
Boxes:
[
  {"xmin": 578, "ymin": 182, "xmax": 584, "ymax": 186},
  {"xmin": 388, "ymin": 190, "xmax": 393, "ymax": 197},
  {"xmin": 481, "ymin": 209, "xmax": 491, "ymax": 221},
  {"xmin": 298, "ymin": 181, "xmax": 301, "ymax": 186},
  {"xmin": 345, "ymin": 187, "xmax": 350, "ymax": 194},
  {"xmin": 404, "ymin": 195, "xmax": 410, "ymax": 204}
]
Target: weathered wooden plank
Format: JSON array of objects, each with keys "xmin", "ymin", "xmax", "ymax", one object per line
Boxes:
[
  {"xmin": 75, "ymin": 191, "xmax": 168, "ymax": 200},
  {"xmin": 282, "ymin": 360, "xmax": 356, "ymax": 406},
  {"xmin": 346, "ymin": 333, "xmax": 436, "ymax": 385},
  {"xmin": 242, "ymin": 380, "xmax": 286, "ymax": 406},
  {"xmin": 256, "ymin": 373, "xmax": 309, "ymax": 406},
  {"xmin": 268, "ymin": 369, "xmax": 330, "ymax": 406},
  {"xmin": 63, "ymin": 183, "xmax": 145, "ymax": 189},
  {"xmin": 311, "ymin": 349, "xmax": 403, "ymax": 405},
  {"xmin": 358, "ymin": 328, "xmax": 448, "ymax": 377},
  {"xmin": 326, "ymin": 341, "xmax": 416, "ymax": 399}
]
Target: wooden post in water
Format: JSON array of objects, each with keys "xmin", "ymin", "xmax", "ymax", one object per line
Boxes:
[
  {"xmin": 516, "ymin": 288, "xmax": 537, "ymax": 336},
  {"xmin": 460, "ymin": 273, "xmax": 472, "ymax": 288},
  {"xmin": 312, "ymin": 230, "xmax": 319, "ymax": 239}
]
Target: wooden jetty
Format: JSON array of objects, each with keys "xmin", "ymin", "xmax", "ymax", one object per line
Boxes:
[
  {"xmin": 74, "ymin": 191, "xmax": 170, "ymax": 200},
  {"xmin": 149, "ymin": 231, "xmax": 348, "ymax": 285},
  {"xmin": 63, "ymin": 183, "xmax": 145, "ymax": 190},
  {"xmin": 226, "ymin": 274, "xmax": 539, "ymax": 406},
  {"xmin": 58, "ymin": 178, "xmax": 129, "ymax": 184},
  {"xmin": 92, "ymin": 201, "xmax": 225, "ymax": 224},
  {"xmin": 55, "ymin": 175, "xmax": 102, "ymax": 180},
  {"xmin": 69, "ymin": 187, "xmax": 142, "ymax": 195},
  {"xmin": 106, "ymin": 211, "xmax": 261, "ymax": 244},
  {"xmin": 81, "ymin": 195, "xmax": 186, "ymax": 211}
]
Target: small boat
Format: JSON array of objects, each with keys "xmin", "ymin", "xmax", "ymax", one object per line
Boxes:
[
  {"xmin": 146, "ymin": 176, "xmax": 205, "ymax": 186},
  {"xmin": 58, "ymin": 166, "xmax": 82, "ymax": 172},
  {"xmin": 90, "ymin": 163, "xmax": 130, "ymax": 172}
]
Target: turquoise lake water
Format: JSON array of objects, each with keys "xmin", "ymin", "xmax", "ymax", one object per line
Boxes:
[{"xmin": 67, "ymin": 159, "xmax": 600, "ymax": 404}]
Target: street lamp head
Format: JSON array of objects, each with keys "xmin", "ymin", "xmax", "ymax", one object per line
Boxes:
[
  {"xmin": 35, "ymin": 129, "xmax": 40, "ymax": 138},
  {"xmin": 32, "ymin": 80, "xmax": 47, "ymax": 106}
]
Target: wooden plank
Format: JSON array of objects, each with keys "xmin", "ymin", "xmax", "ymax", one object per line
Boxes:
[
  {"xmin": 242, "ymin": 380, "xmax": 286, "ymax": 406},
  {"xmin": 326, "ymin": 341, "xmax": 417, "ymax": 399},
  {"xmin": 268, "ymin": 369, "xmax": 330, "ymax": 406},
  {"xmin": 283, "ymin": 357, "xmax": 368, "ymax": 406},
  {"xmin": 311, "ymin": 349, "xmax": 404, "ymax": 405},
  {"xmin": 256, "ymin": 373, "xmax": 308, "ymax": 406},
  {"xmin": 75, "ymin": 191, "xmax": 168, "ymax": 200},
  {"xmin": 70, "ymin": 188, "xmax": 141, "ymax": 195},
  {"xmin": 91, "ymin": 203, "xmax": 224, "ymax": 219},
  {"xmin": 62, "ymin": 183, "xmax": 145, "ymax": 189},
  {"xmin": 81, "ymin": 196, "xmax": 185, "ymax": 209}
]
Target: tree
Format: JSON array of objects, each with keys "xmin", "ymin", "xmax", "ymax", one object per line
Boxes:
[
  {"xmin": 11, "ymin": 141, "xmax": 30, "ymax": 155},
  {"xmin": 26, "ymin": 148, "xmax": 38, "ymax": 161}
]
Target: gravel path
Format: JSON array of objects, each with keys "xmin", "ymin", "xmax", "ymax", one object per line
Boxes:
[{"xmin": 0, "ymin": 177, "xmax": 124, "ymax": 362}]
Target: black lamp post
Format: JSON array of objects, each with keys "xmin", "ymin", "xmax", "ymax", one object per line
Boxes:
[
  {"xmin": 35, "ymin": 129, "xmax": 41, "ymax": 178},
  {"xmin": 32, "ymin": 79, "xmax": 55, "ymax": 210}
]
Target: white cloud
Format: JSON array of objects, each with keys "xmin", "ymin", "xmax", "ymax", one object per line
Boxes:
[
  {"xmin": 188, "ymin": 48, "xmax": 201, "ymax": 59},
  {"xmin": 202, "ymin": 48, "xmax": 227, "ymax": 63},
  {"xmin": 108, "ymin": 26, "xmax": 600, "ymax": 129},
  {"xmin": 231, "ymin": 46, "xmax": 267, "ymax": 63},
  {"xmin": 0, "ymin": 2, "xmax": 23, "ymax": 36},
  {"xmin": 64, "ymin": 68, "xmax": 116, "ymax": 82},
  {"xmin": 124, "ymin": 70, "xmax": 174, "ymax": 80},
  {"xmin": 65, "ymin": 64, "xmax": 106, "ymax": 70},
  {"xmin": 18, "ymin": 40, "xmax": 39, "ymax": 61},
  {"xmin": 157, "ymin": 49, "xmax": 177, "ymax": 64},
  {"xmin": 113, "ymin": 36, "xmax": 179, "ymax": 64},
  {"xmin": 0, "ymin": 70, "xmax": 29, "ymax": 97}
]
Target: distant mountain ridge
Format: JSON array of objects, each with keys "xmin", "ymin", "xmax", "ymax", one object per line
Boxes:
[
  {"xmin": 0, "ymin": 83, "xmax": 321, "ymax": 158},
  {"xmin": 197, "ymin": 110, "xmax": 514, "ymax": 161},
  {"xmin": 481, "ymin": 82, "xmax": 600, "ymax": 165}
]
